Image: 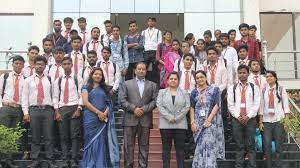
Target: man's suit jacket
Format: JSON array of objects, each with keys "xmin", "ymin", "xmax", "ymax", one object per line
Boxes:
[{"xmin": 120, "ymin": 78, "xmax": 158, "ymax": 127}]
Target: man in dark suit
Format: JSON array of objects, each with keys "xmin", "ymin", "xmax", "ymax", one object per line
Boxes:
[{"xmin": 120, "ymin": 62, "xmax": 158, "ymax": 168}]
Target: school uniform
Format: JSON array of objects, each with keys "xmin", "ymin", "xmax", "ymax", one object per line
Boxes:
[
  {"xmin": 53, "ymin": 73, "xmax": 83, "ymax": 160},
  {"xmin": 173, "ymin": 57, "xmax": 202, "ymax": 73},
  {"xmin": 66, "ymin": 50, "xmax": 85, "ymax": 77},
  {"xmin": 177, "ymin": 68, "xmax": 196, "ymax": 94},
  {"xmin": 227, "ymin": 81, "xmax": 260, "ymax": 168},
  {"xmin": 23, "ymin": 62, "xmax": 48, "ymax": 78},
  {"xmin": 222, "ymin": 46, "xmax": 238, "ymax": 87},
  {"xmin": 42, "ymin": 53, "xmax": 56, "ymax": 66},
  {"xmin": 82, "ymin": 39, "xmax": 103, "ymax": 61},
  {"xmin": 78, "ymin": 65, "xmax": 96, "ymax": 84},
  {"xmin": 259, "ymin": 84, "xmax": 290, "ymax": 168},
  {"xmin": 248, "ymin": 73, "xmax": 267, "ymax": 94},
  {"xmin": 21, "ymin": 73, "xmax": 54, "ymax": 160},
  {"xmin": 78, "ymin": 29, "xmax": 90, "ymax": 45},
  {"xmin": 48, "ymin": 63, "xmax": 64, "ymax": 82}
]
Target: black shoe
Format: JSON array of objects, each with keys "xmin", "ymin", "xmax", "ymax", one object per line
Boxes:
[
  {"xmin": 22, "ymin": 152, "xmax": 30, "ymax": 160},
  {"xmin": 5, "ymin": 159, "xmax": 18, "ymax": 168},
  {"xmin": 70, "ymin": 160, "xmax": 78, "ymax": 168},
  {"xmin": 27, "ymin": 161, "xmax": 39, "ymax": 168}
]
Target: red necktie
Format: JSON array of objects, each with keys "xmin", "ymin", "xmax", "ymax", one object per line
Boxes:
[
  {"xmin": 93, "ymin": 41, "xmax": 97, "ymax": 51},
  {"xmin": 184, "ymin": 71, "xmax": 190, "ymax": 90},
  {"xmin": 209, "ymin": 65, "xmax": 216, "ymax": 84},
  {"xmin": 254, "ymin": 75, "xmax": 260, "ymax": 88},
  {"xmin": 37, "ymin": 76, "xmax": 44, "ymax": 106},
  {"xmin": 13, "ymin": 74, "xmax": 20, "ymax": 103},
  {"xmin": 269, "ymin": 88, "xmax": 275, "ymax": 109},
  {"xmin": 55, "ymin": 64, "xmax": 60, "ymax": 80},
  {"xmin": 74, "ymin": 52, "xmax": 78, "ymax": 75},
  {"xmin": 104, "ymin": 62, "xmax": 110, "ymax": 80},
  {"xmin": 240, "ymin": 84, "xmax": 247, "ymax": 116},
  {"xmin": 30, "ymin": 67, "xmax": 34, "ymax": 76},
  {"xmin": 82, "ymin": 32, "xmax": 86, "ymax": 44},
  {"xmin": 63, "ymin": 76, "xmax": 70, "ymax": 104}
]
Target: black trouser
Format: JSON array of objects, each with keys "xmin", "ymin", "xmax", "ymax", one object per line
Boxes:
[
  {"xmin": 125, "ymin": 63, "xmax": 137, "ymax": 81},
  {"xmin": 58, "ymin": 105, "xmax": 81, "ymax": 160},
  {"xmin": 160, "ymin": 129, "xmax": 186, "ymax": 168},
  {"xmin": 185, "ymin": 112, "xmax": 195, "ymax": 158},
  {"xmin": 144, "ymin": 50, "xmax": 159, "ymax": 85},
  {"xmin": 29, "ymin": 106, "xmax": 54, "ymax": 160},
  {"xmin": 232, "ymin": 118, "xmax": 256, "ymax": 168},
  {"xmin": 263, "ymin": 122, "xmax": 285, "ymax": 168}
]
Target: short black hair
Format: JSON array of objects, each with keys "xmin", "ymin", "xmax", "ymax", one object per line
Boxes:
[
  {"xmin": 220, "ymin": 33, "xmax": 229, "ymax": 39},
  {"xmin": 148, "ymin": 17, "xmax": 157, "ymax": 22},
  {"xmin": 42, "ymin": 37, "xmax": 54, "ymax": 45},
  {"xmin": 77, "ymin": 17, "xmax": 86, "ymax": 22},
  {"xmin": 34, "ymin": 55, "xmax": 47, "ymax": 64},
  {"xmin": 112, "ymin": 25, "xmax": 121, "ymax": 30},
  {"xmin": 71, "ymin": 36, "xmax": 82, "ymax": 42},
  {"xmin": 248, "ymin": 59, "xmax": 260, "ymax": 67},
  {"xmin": 239, "ymin": 23, "xmax": 250, "ymax": 30},
  {"xmin": 163, "ymin": 30, "xmax": 172, "ymax": 36},
  {"xmin": 91, "ymin": 27, "xmax": 100, "ymax": 33},
  {"xmin": 52, "ymin": 46, "xmax": 65, "ymax": 53},
  {"xmin": 237, "ymin": 64, "xmax": 250, "ymax": 73},
  {"xmin": 62, "ymin": 56, "xmax": 72, "ymax": 63},
  {"xmin": 135, "ymin": 62, "xmax": 147, "ymax": 69},
  {"xmin": 228, "ymin": 29, "xmax": 236, "ymax": 35},
  {"xmin": 249, "ymin": 25, "xmax": 257, "ymax": 31},
  {"xmin": 70, "ymin": 29, "xmax": 78, "ymax": 35},
  {"xmin": 104, "ymin": 20, "xmax": 112, "ymax": 25},
  {"xmin": 203, "ymin": 30, "xmax": 212, "ymax": 37},
  {"xmin": 101, "ymin": 46, "xmax": 111, "ymax": 53},
  {"xmin": 28, "ymin": 45, "xmax": 40, "ymax": 53},
  {"xmin": 183, "ymin": 53, "xmax": 194, "ymax": 60},
  {"xmin": 237, "ymin": 45, "xmax": 248, "ymax": 52},
  {"xmin": 181, "ymin": 40, "xmax": 190, "ymax": 47},
  {"xmin": 184, "ymin": 33, "xmax": 194, "ymax": 41},
  {"xmin": 53, "ymin": 20, "xmax": 62, "ymax": 24},
  {"xmin": 215, "ymin": 29, "xmax": 221, "ymax": 33},
  {"xmin": 63, "ymin": 17, "xmax": 73, "ymax": 23},
  {"xmin": 12, "ymin": 55, "xmax": 25, "ymax": 63},
  {"xmin": 128, "ymin": 19, "xmax": 137, "ymax": 26},
  {"xmin": 87, "ymin": 50, "xmax": 97, "ymax": 56},
  {"xmin": 206, "ymin": 46, "xmax": 218, "ymax": 54},
  {"xmin": 214, "ymin": 41, "xmax": 222, "ymax": 46}
]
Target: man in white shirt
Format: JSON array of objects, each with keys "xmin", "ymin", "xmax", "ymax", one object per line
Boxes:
[
  {"xmin": 63, "ymin": 17, "xmax": 73, "ymax": 42},
  {"xmin": 248, "ymin": 60, "xmax": 267, "ymax": 93},
  {"xmin": 101, "ymin": 20, "xmax": 113, "ymax": 47},
  {"xmin": 42, "ymin": 37, "xmax": 55, "ymax": 66},
  {"xmin": 227, "ymin": 64, "xmax": 260, "ymax": 168},
  {"xmin": 238, "ymin": 45, "xmax": 250, "ymax": 66},
  {"xmin": 220, "ymin": 33, "xmax": 238, "ymax": 87},
  {"xmin": 48, "ymin": 46, "xmax": 65, "ymax": 82},
  {"xmin": 141, "ymin": 17, "xmax": 162, "ymax": 84},
  {"xmin": 0, "ymin": 55, "xmax": 25, "ymax": 167},
  {"xmin": 22, "ymin": 56, "xmax": 57, "ymax": 168},
  {"xmin": 53, "ymin": 56, "xmax": 83, "ymax": 167},
  {"xmin": 78, "ymin": 17, "xmax": 90, "ymax": 45},
  {"xmin": 79, "ymin": 50, "xmax": 98, "ymax": 84},
  {"xmin": 83, "ymin": 27, "xmax": 103, "ymax": 61},
  {"xmin": 23, "ymin": 45, "xmax": 39, "ymax": 78},
  {"xmin": 67, "ymin": 36, "xmax": 85, "ymax": 77}
]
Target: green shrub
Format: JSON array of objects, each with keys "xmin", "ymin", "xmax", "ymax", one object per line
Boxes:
[{"xmin": 0, "ymin": 124, "xmax": 25, "ymax": 154}]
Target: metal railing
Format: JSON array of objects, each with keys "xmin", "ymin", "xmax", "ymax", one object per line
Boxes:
[
  {"xmin": 262, "ymin": 41, "xmax": 300, "ymax": 79},
  {"xmin": 0, "ymin": 48, "xmax": 28, "ymax": 70},
  {"xmin": 288, "ymin": 97, "xmax": 300, "ymax": 148}
]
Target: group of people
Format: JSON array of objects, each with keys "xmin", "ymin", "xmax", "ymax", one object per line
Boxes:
[{"xmin": 0, "ymin": 16, "xmax": 290, "ymax": 168}]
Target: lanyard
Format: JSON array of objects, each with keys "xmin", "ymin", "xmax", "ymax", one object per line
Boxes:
[
  {"xmin": 197, "ymin": 87, "xmax": 208, "ymax": 106},
  {"xmin": 52, "ymin": 35, "xmax": 61, "ymax": 46}
]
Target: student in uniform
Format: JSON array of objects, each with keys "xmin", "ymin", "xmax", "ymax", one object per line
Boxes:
[
  {"xmin": 22, "ymin": 56, "xmax": 57, "ymax": 168},
  {"xmin": 63, "ymin": 17, "xmax": 74, "ymax": 42},
  {"xmin": 83, "ymin": 27, "xmax": 103, "ymax": 61},
  {"xmin": 23, "ymin": 45, "xmax": 40, "ymax": 78},
  {"xmin": 67, "ymin": 36, "xmax": 85, "ymax": 77},
  {"xmin": 227, "ymin": 64, "xmax": 260, "ymax": 168},
  {"xmin": 48, "ymin": 46, "xmax": 65, "ymax": 82},
  {"xmin": 42, "ymin": 38, "xmax": 55, "ymax": 66},
  {"xmin": 125, "ymin": 19, "xmax": 144, "ymax": 80},
  {"xmin": 63, "ymin": 30, "xmax": 79, "ymax": 54},
  {"xmin": 53, "ymin": 56, "xmax": 83, "ymax": 167},
  {"xmin": 101, "ymin": 20, "xmax": 113, "ymax": 46},
  {"xmin": 78, "ymin": 17, "xmax": 90, "ymax": 45},
  {"xmin": 0, "ymin": 55, "xmax": 25, "ymax": 168},
  {"xmin": 46, "ymin": 20, "xmax": 67, "ymax": 47},
  {"xmin": 238, "ymin": 45, "xmax": 250, "ymax": 66},
  {"xmin": 174, "ymin": 41, "xmax": 200, "ymax": 72},
  {"xmin": 195, "ymin": 39, "xmax": 207, "ymax": 64},
  {"xmin": 259, "ymin": 70, "xmax": 290, "ymax": 168},
  {"xmin": 79, "ymin": 50, "xmax": 98, "ymax": 84}
]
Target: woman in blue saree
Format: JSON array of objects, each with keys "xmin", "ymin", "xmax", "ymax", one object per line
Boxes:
[
  {"xmin": 190, "ymin": 70, "xmax": 225, "ymax": 168},
  {"xmin": 81, "ymin": 67, "xmax": 120, "ymax": 168}
]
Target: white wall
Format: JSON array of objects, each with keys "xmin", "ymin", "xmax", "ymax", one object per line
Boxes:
[
  {"xmin": 0, "ymin": 0, "xmax": 33, "ymax": 13},
  {"xmin": 260, "ymin": 0, "xmax": 300, "ymax": 12}
]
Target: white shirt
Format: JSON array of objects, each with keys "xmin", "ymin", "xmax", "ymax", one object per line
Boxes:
[
  {"xmin": 79, "ymin": 65, "xmax": 96, "ymax": 84},
  {"xmin": 83, "ymin": 40, "xmax": 103, "ymax": 61},
  {"xmin": 142, "ymin": 27, "xmax": 162, "ymax": 51},
  {"xmin": 23, "ymin": 62, "xmax": 48, "ymax": 78},
  {"xmin": 42, "ymin": 53, "xmax": 56, "ymax": 66},
  {"xmin": 66, "ymin": 50, "xmax": 85, "ymax": 76},
  {"xmin": 47, "ymin": 63, "xmax": 64, "ymax": 82},
  {"xmin": 248, "ymin": 73, "xmax": 267, "ymax": 94},
  {"xmin": 78, "ymin": 29, "xmax": 90, "ymax": 45},
  {"xmin": 178, "ymin": 68, "xmax": 196, "ymax": 94},
  {"xmin": 227, "ymin": 81, "xmax": 260, "ymax": 119},
  {"xmin": 53, "ymin": 73, "xmax": 83, "ymax": 109},
  {"xmin": 173, "ymin": 57, "xmax": 202, "ymax": 72},
  {"xmin": 259, "ymin": 85, "xmax": 290, "ymax": 123},
  {"xmin": 202, "ymin": 60, "xmax": 228, "ymax": 92},
  {"xmin": 222, "ymin": 46, "xmax": 238, "ymax": 87},
  {"xmin": 102, "ymin": 33, "xmax": 113, "ymax": 47},
  {"xmin": 22, "ymin": 74, "xmax": 53, "ymax": 115},
  {"xmin": 98, "ymin": 60, "xmax": 121, "ymax": 91},
  {"xmin": 0, "ymin": 71, "xmax": 25, "ymax": 105}
]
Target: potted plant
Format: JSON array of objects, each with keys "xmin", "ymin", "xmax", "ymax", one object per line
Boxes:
[{"xmin": 281, "ymin": 113, "xmax": 300, "ymax": 146}]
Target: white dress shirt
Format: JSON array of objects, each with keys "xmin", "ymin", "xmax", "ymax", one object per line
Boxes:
[
  {"xmin": 22, "ymin": 74, "xmax": 53, "ymax": 115},
  {"xmin": 173, "ymin": 58, "xmax": 202, "ymax": 72},
  {"xmin": 66, "ymin": 50, "xmax": 85, "ymax": 76},
  {"xmin": 102, "ymin": 33, "xmax": 113, "ymax": 47},
  {"xmin": 201, "ymin": 60, "xmax": 228, "ymax": 92},
  {"xmin": 79, "ymin": 65, "xmax": 95, "ymax": 84},
  {"xmin": 142, "ymin": 27, "xmax": 162, "ymax": 51},
  {"xmin": 47, "ymin": 63, "xmax": 64, "ymax": 82},
  {"xmin": 23, "ymin": 62, "xmax": 48, "ymax": 78},
  {"xmin": 78, "ymin": 29, "xmax": 90, "ymax": 45},
  {"xmin": 178, "ymin": 68, "xmax": 196, "ymax": 94},
  {"xmin": 98, "ymin": 60, "xmax": 121, "ymax": 91},
  {"xmin": 82, "ymin": 40, "xmax": 103, "ymax": 61},
  {"xmin": 259, "ymin": 85, "xmax": 290, "ymax": 123},
  {"xmin": 248, "ymin": 73, "xmax": 267, "ymax": 94},
  {"xmin": 222, "ymin": 46, "xmax": 238, "ymax": 87},
  {"xmin": 0, "ymin": 71, "xmax": 25, "ymax": 105},
  {"xmin": 227, "ymin": 81, "xmax": 260, "ymax": 119},
  {"xmin": 42, "ymin": 53, "xmax": 56, "ymax": 66},
  {"xmin": 53, "ymin": 73, "xmax": 83, "ymax": 109}
]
